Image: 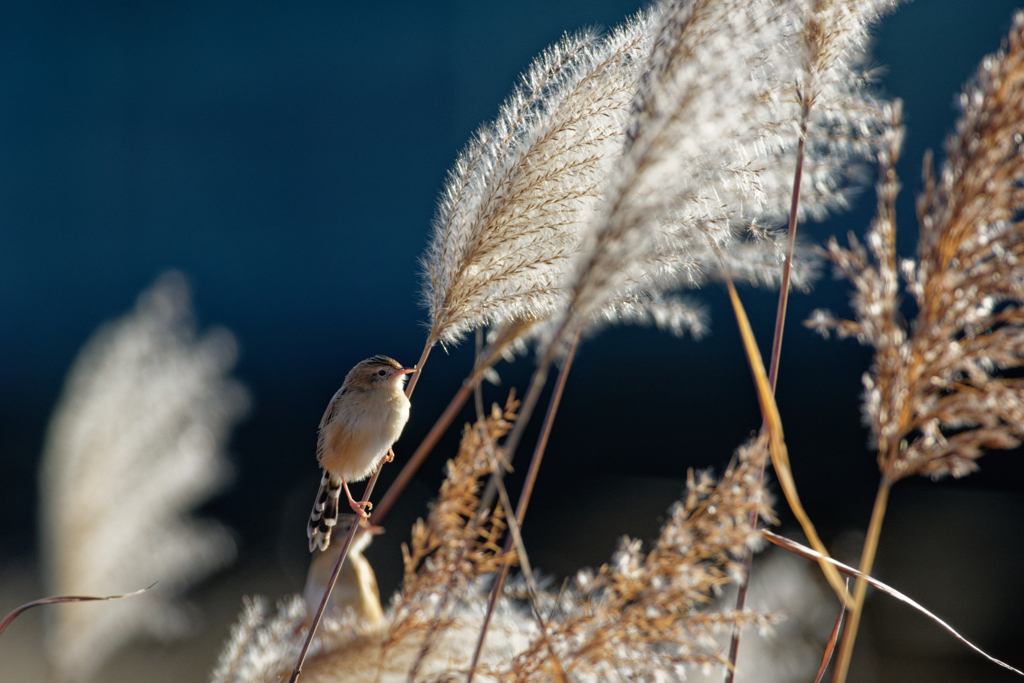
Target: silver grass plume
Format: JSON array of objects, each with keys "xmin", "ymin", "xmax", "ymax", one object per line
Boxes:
[
  {"xmin": 808, "ymin": 12, "xmax": 1024, "ymax": 482},
  {"xmin": 500, "ymin": 232, "xmax": 823, "ymax": 354},
  {"xmin": 598, "ymin": 292, "xmax": 710, "ymax": 339},
  {"xmin": 422, "ymin": 11, "xmax": 656, "ymax": 349},
  {"xmin": 757, "ymin": 0, "xmax": 900, "ymax": 222},
  {"xmin": 39, "ymin": 272, "xmax": 249, "ymax": 681},
  {"xmin": 210, "ymin": 597, "xmax": 308, "ymax": 683},
  {"xmin": 547, "ymin": 0, "xmax": 899, "ymax": 358}
]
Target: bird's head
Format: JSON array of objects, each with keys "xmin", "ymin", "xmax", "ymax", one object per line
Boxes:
[{"xmin": 346, "ymin": 355, "xmax": 415, "ymax": 391}]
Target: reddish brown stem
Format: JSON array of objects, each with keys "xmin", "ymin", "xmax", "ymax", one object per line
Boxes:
[
  {"xmin": 472, "ymin": 362, "xmax": 551, "ymax": 538},
  {"xmin": 769, "ymin": 113, "xmax": 808, "ymax": 393},
  {"xmin": 814, "ymin": 592, "xmax": 849, "ymax": 683},
  {"xmin": 404, "ymin": 342, "xmax": 432, "ymax": 398},
  {"xmin": 288, "ymin": 498, "xmax": 365, "ymax": 683}
]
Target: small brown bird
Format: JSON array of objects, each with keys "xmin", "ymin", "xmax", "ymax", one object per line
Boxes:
[{"xmin": 307, "ymin": 355, "xmax": 413, "ymax": 551}]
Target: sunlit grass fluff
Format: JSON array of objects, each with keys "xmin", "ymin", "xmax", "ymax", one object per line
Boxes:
[
  {"xmin": 421, "ymin": 11, "xmax": 657, "ymax": 350},
  {"xmin": 548, "ymin": 0, "xmax": 900, "ymax": 357}
]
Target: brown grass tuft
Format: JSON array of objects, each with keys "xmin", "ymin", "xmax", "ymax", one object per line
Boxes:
[
  {"xmin": 809, "ymin": 12, "xmax": 1024, "ymax": 482},
  {"xmin": 500, "ymin": 437, "xmax": 777, "ymax": 682}
]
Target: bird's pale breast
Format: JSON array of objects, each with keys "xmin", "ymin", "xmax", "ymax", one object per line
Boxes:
[{"xmin": 318, "ymin": 386, "xmax": 410, "ymax": 482}]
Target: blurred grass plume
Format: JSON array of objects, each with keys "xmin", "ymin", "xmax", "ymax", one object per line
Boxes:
[{"xmin": 39, "ymin": 271, "xmax": 249, "ymax": 682}]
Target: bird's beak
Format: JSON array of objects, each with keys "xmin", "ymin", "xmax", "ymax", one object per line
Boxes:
[{"xmin": 398, "ymin": 367, "xmax": 416, "ymax": 376}]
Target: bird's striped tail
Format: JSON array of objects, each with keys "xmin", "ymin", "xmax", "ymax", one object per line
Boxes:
[{"xmin": 307, "ymin": 471, "xmax": 342, "ymax": 551}]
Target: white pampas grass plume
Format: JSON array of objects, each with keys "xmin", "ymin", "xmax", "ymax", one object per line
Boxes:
[
  {"xmin": 548, "ymin": 0, "xmax": 898, "ymax": 357},
  {"xmin": 599, "ymin": 292, "xmax": 710, "ymax": 340},
  {"xmin": 209, "ymin": 596, "xmax": 307, "ymax": 683},
  {"xmin": 39, "ymin": 271, "xmax": 250, "ymax": 682},
  {"xmin": 422, "ymin": 11, "xmax": 655, "ymax": 348}
]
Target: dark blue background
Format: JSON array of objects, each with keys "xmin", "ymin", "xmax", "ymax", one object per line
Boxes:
[{"xmin": 2, "ymin": 4, "xmax": 1024, "ymax": 677}]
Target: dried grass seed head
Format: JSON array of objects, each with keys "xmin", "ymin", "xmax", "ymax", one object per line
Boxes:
[
  {"xmin": 210, "ymin": 415, "xmax": 777, "ymax": 682},
  {"xmin": 810, "ymin": 12, "xmax": 1024, "ymax": 482},
  {"xmin": 503, "ymin": 437, "xmax": 775, "ymax": 682}
]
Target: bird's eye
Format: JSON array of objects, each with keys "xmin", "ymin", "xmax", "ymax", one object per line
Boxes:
[{"xmin": 377, "ymin": 369, "xmax": 388, "ymax": 377}]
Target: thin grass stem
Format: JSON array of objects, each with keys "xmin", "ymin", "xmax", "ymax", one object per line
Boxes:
[
  {"xmin": 0, "ymin": 587, "xmax": 152, "ymax": 638},
  {"xmin": 764, "ymin": 529, "xmax": 1024, "ymax": 678},
  {"xmin": 724, "ymin": 277, "xmax": 851, "ymax": 605},
  {"xmin": 814, "ymin": 589, "xmax": 849, "ymax": 683},
  {"xmin": 474, "ymin": 329, "xmax": 486, "ymax": 420},
  {"xmin": 288, "ymin": 500, "xmax": 364, "ymax": 683},
  {"xmin": 767, "ymin": 114, "xmax": 808, "ymax": 393},
  {"xmin": 405, "ymin": 342, "xmax": 433, "ymax": 398},
  {"xmin": 474, "ymin": 358, "xmax": 551, "ymax": 527},
  {"xmin": 471, "ymin": 427, "xmax": 568, "ymax": 683}
]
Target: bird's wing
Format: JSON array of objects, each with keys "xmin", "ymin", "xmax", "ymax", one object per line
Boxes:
[
  {"xmin": 318, "ymin": 386, "xmax": 348, "ymax": 430},
  {"xmin": 316, "ymin": 387, "xmax": 348, "ymax": 464}
]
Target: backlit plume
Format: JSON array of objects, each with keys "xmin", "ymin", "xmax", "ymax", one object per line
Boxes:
[
  {"xmin": 422, "ymin": 13, "xmax": 655, "ymax": 348},
  {"xmin": 40, "ymin": 272, "xmax": 248, "ymax": 681},
  {"xmin": 549, "ymin": 0, "xmax": 899, "ymax": 357}
]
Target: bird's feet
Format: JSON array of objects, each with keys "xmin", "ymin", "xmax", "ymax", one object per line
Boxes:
[
  {"xmin": 348, "ymin": 498, "xmax": 372, "ymax": 520},
  {"xmin": 343, "ymin": 480, "xmax": 372, "ymax": 521},
  {"xmin": 383, "ymin": 448, "xmax": 395, "ymax": 464}
]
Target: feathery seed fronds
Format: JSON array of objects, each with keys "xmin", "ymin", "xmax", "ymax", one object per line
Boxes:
[
  {"xmin": 549, "ymin": 0, "xmax": 896, "ymax": 358},
  {"xmin": 809, "ymin": 13, "xmax": 1024, "ymax": 481},
  {"xmin": 805, "ymin": 18, "xmax": 1024, "ymax": 678},
  {"xmin": 387, "ymin": 396, "xmax": 521, "ymax": 657},
  {"xmin": 501, "ymin": 437, "xmax": 777, "ymax": 682},
  {"xmin": 210, "ymin": 596, "xmax": 306, "ymax": 683},
  {"xmin": 422, "ymin": 13, "xmax": 655, "ymax": 348},
  {"xmin": 211, "ymin": 422, "xmax": 777, "ymax": 683}
]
